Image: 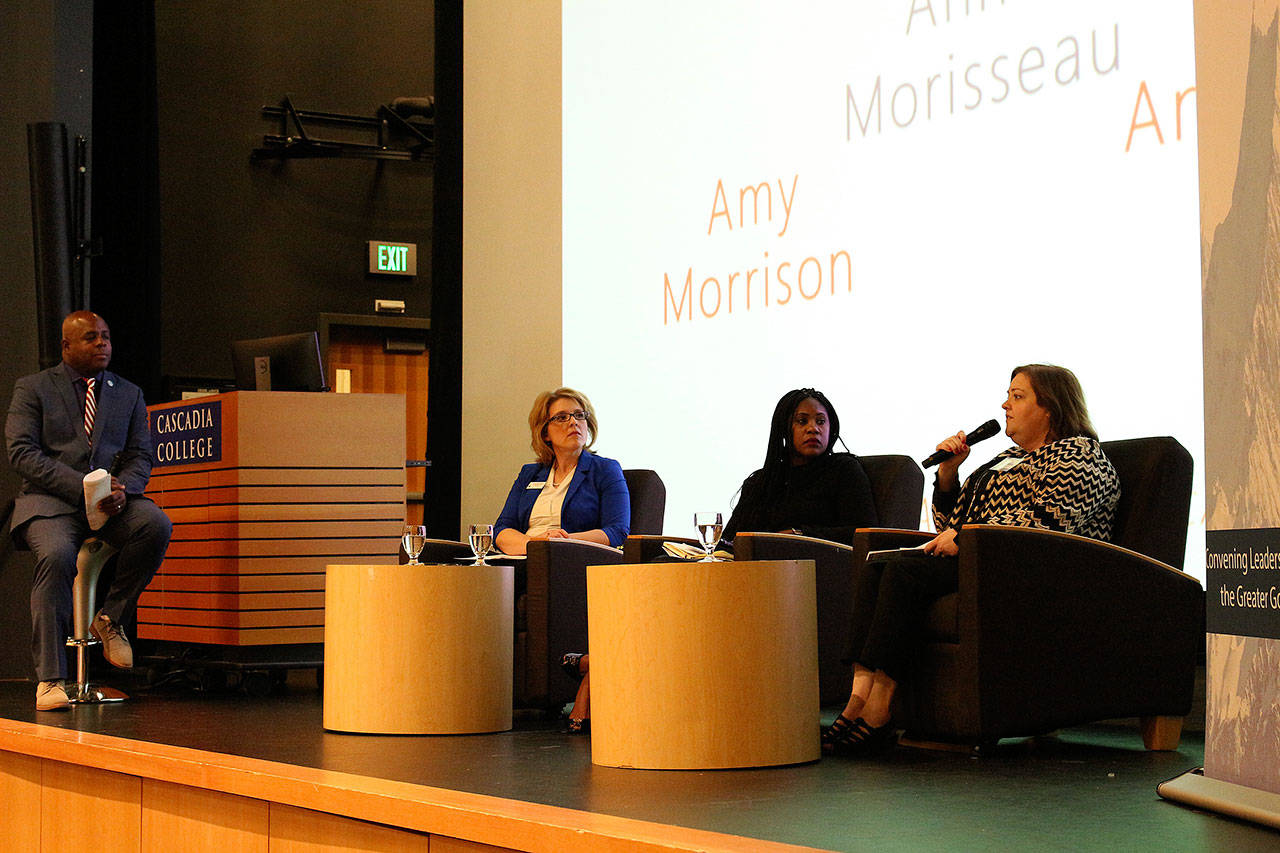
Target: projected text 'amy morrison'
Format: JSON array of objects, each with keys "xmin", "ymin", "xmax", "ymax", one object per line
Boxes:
[{"xmin": 663, "ymin": 174, "xmax": 852, "ymax": 325}]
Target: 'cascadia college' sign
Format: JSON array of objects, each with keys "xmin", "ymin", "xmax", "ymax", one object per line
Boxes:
[{"xmin": 150, "ymin": 399, "xmax": 222, "ymax": 467}]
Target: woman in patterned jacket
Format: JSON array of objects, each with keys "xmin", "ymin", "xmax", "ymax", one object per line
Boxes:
[{"xmin": 823, "ymin": 364, "xmax": 1120, "ymax": 756}]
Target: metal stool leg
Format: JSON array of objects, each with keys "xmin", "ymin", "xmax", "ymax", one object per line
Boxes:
[{"xmin": 66, "ymin": 538, "xmax": 127, "ymax": 704}]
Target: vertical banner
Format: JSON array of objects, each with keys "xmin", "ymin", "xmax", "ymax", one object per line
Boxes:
[
  {"xmin": 1205, "ymin": 530, "xmax": 1280, "ymax": 795},
  {"xmin": 1159, "ymin": 0, "xmax": 1280, "ymax": 827}
]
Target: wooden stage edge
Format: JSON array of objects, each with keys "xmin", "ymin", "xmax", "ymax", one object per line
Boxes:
[{"xmin": 0, "ymin": 716, "xmax": 827, "ymax": 853}]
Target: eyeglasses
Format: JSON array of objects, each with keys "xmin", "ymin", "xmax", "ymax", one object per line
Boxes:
[{"xmin": 548, "ymin": 410, "xmax": 588, "ymax": 425}]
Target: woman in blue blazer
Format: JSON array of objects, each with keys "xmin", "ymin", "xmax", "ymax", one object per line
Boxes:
[{"xmin": 494, "ymin": 387, "xmax": 630, "ymax": 556}]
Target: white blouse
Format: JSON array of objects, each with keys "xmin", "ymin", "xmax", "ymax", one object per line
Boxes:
[{"xmin": 525, "ymin": 466, "xmax": 576, "ymax": 537}]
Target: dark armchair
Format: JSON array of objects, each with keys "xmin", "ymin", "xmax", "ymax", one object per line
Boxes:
[
  {"xmin": 852, "ymin": 436, "xmax": 1202, "ymax": 750},
  {"xmin": 417, "ymin": 468, "xmax": 665, "ymax": 709},
  {"xmin": 522, "ymin": 468, "xmax": 666, "ymax": 708},
  {"xmin": 728, "ymin": 453, "xmax": 925, "ymax": 704}
]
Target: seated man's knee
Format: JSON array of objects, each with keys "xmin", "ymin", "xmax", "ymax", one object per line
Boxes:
[
  {"xmin": 130, "ymin": 500, "xmax": 172, "ymax": 544},
  {"xmin": 23, "ymin": 520, "xmax": 83, "ymax": 578},
  {"xmin": 37, "ymin": 541, "xmax": 80, "ymax": 572}
]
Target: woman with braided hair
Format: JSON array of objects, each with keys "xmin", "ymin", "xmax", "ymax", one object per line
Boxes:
[
  {"xmin": 721, "ymin": 387, "xmax": 879, "ymax": 547},
  {"xmin": 560, "ymin": 388, "xmax": 877, "ymax": 734}
]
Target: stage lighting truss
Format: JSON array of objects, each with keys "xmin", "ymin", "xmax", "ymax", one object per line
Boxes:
[{"xmin": 252, "ymin": 94, "xmax": 433, "ymax": 162}]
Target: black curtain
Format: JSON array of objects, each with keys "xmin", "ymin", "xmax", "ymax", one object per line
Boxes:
[{"xmin": 91, "ymin": 1, "xmax": 163, "ymax": 400}]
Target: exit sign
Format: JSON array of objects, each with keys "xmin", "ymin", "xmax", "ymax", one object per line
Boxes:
[{"xmin": 368, "ymin": 241, "xmax": 417, "ymax": 276}]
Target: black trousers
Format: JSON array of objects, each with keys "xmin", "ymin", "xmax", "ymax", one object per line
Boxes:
[
  {"xmin": 843, "ymin": 552, "xmax": 958, "ymax": 683},
  {"xmin": 22, "ymin": 497, "xmax": 172, "ymax": 682}
]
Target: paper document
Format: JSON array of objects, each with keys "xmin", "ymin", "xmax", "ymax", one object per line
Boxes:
[{"xmin": 83, "ymin": 468, "xmax": 112, "ymax": 530}]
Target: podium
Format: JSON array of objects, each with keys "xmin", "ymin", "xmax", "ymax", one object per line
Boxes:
[{"xmin": 139, "ymin": 391, "xmax": 405, "ymax": 647}]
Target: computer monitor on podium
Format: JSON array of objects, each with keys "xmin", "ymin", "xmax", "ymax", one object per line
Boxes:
[{"xmin": 231, "ymin": 331, "xmax": 328, "ymax": 392}]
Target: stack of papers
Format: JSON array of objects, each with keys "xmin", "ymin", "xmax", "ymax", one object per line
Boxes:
[{"xmin": 662, "ymin": 541, "xmax": 732, "ymax": 561}]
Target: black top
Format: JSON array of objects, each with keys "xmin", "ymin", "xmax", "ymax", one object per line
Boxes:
[{"xmin": 722, "ymin": 452, "xmax": 879, "ymax": 545}]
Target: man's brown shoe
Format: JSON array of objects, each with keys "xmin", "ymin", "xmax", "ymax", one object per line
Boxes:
[
  {"xmin": 90, "ymin": 612, "xmax": 133, "ymax": 668},
  {"xmin": 36, "ymin": 680, "xmax": 70, "ymax": 711}
]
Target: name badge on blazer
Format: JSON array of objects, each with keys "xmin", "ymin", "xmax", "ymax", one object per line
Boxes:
[
  {"xmin": 990, "ymin": 456, "xmax": 1024, "ymax": 472},
  {"xmin": 528, "ymin": 481, "xmax": 546, "ymax": 489}
]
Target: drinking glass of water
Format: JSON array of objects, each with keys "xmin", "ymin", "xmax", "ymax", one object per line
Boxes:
[
  {"xmin": 693, "ymin": 512, "xmax": 723, "ymax": 561},
  {"xmin": 468, "ymin": 523, "xmax": 495, "ymax": 565},
  {"xmin": 402, "ymin": 524, "xmax": 427, "ymax": 565}
]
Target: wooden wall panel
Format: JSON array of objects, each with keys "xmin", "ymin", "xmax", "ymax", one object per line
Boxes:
[
  {"xmin": 271, "ymin": 802, "xmax": 429, "ymax": 852},
  {"xmin": 329, "ymin": 327, "xmax": 428, "ymax": 525},
  {"xmin": 431, "ymin": 836, "xmax": 520, "ymax": 853},
  {"xmin": 41, "ymin": 762, "xmax": 141, "ymax": 852},
  {"xmin": 151, "ymin": 484, "xmax": 404, "ymax": 508},
  {"xmin": 0, "ymin": 720, "xmax": 822, "ymax": 853},
  {"xmin": 139, "ymin": 625, "xmax": 326, "ymax": 645},
  {"xmin": 142, "ymin": 572, "xmax": 325, "ymax": 593},
  {"xmin": 138, "ymin": 590, "xmax": 325, "ymax": 610},
  {"xmin": 0, "ymin": 750, "xmax": 41, "ymax": 852},
  {"xmin": 149, "ymin": 556, "xmax": 397, "ymax": 576},
  {"xmin": 142, "ymin": 779, "xmax": 268, "ymax": 853}
]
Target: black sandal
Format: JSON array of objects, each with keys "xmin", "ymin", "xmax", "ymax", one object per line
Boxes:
[
  {"xmin": 821, "ymin": 713, "xmax": 856, "ymax": 746},
  {"xmin": 823, "ymin": 716, "xmax": 895, "ymax": 757},
  {"xmin": 560, "ymin": 652, "xmax": 586, "ymax": 680}
]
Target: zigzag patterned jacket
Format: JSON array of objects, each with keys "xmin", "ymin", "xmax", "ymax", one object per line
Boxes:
[{"xmin": 931, "ymin": 435, "xmax": 1120, "ymax": 542}]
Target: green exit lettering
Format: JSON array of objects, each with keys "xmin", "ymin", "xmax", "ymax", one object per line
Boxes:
[{"xmin": 378, "ymin": 245, "xmax": 408, "ymax": 272}]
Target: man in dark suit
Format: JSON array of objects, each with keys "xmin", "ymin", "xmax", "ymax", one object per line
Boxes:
[{"xmin": 5, "ymin": 311, "xmax": 172, "ymax": 710}]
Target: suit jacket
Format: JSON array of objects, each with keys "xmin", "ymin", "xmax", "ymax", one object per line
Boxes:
[
  {"xmin": 493, "ymin": 451, "xmax": 630, "ymax": 547},
  {"xmin": 5, "ymin": 363, "xmax": 154, "ymax": 537}
]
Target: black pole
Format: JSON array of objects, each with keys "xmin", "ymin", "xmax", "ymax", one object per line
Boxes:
[
  {"xmin": 27, "ymin": 121, "xmax": 76, "ymax": 369},
  {"xmin": 425, "ymin": 0, "xmax": 462, "ymax": 539},
  {"xmin": 72, "ymin": 134, "xmax": 90, "ymax": 308}
]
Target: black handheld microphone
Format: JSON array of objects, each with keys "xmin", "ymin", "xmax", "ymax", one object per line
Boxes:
[{"xmin": 921, "ymin": 419, "xmax": 1001, "ymax": 468}]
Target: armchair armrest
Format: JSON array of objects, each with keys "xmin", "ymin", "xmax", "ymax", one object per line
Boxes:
[
  {"xmin": 623, "ymin": 534, "xmax": 699, "ymax": 563},
  {"xmin": 954, "ymin": 524, "xmax": 1203, "ymax": 734},
  {"xmin": 732, "ymin": 532, "xmax": 855, "ymax": 705},
  {"xmin": 850, "ymin": 528, "xmax": 934, "ymax": 564},
  {"xmin": 525, "ymin": 538, "xmax": 627, "ymax": 709},
  {"xmin": 415, "ymin": 538, "xmax": 472, "ymax": 564},
  {"xmin": 734, "ymin": 531, "xmax": 851, "ymax": 561}
]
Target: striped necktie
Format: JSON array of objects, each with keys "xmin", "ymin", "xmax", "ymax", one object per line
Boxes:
[{"xmin": 84, "ymin": 377, "xmax": 96, "ymax": 444}]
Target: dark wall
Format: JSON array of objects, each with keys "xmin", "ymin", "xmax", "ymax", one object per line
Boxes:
[
  {"xmin": 92, "ymin": 2, "xmax": 162, "ymax": 395},
  {"xmin": 149, "ymin": 0, "xmax": 435, "ymax": 385},
  {"xmin": 0, "ymin": 1, "xmax": 94, "ymax": 679},
  {"xmin": 1, "ymin": 1, "xmax": 449, "ymax": 678}
]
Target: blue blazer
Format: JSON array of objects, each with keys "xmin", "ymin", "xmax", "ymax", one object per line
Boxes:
[
  {"xmin": 494, "ymin": 451, "xmax": 630, "ymax": 547},
  {"xmin": 5, "ymin": 363, "xmax": 154, "ymax": 536}
]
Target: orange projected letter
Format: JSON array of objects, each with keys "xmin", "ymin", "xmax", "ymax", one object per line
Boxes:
[
  {"xmin": 830, "ymin": 251, "xmax": 852, "ymax": 293},
  {"xmin": 1176, "ymin": 86, "xmax": 1196, "ymax": 140},
  {"xmin": 1125, "ymin": 81, "xmax": 1163, "ymax": 152},
  {"xmin": 664, "ymin": 269, "xmax": 694, "ymax": 324},
  {"xmin": 708, "ymin": 180, "xmax": 732, "ymax": 235},
  {"xmin": 746, "ymin": 267, "xmax": 761, "ymax": 309},
  {"xmin": 778, "ymin": 175, "xmax": 798, "ymax": 237},
  {"xmin": 798, "ymin": 257, "xmax": 822, "ymax": 300},
  {"xmin": 700, "ymin": 276, "xmax": 722, "ymax": 317},
  {"xmin": 775, "ymin": 262, "xmax": 792, "ymax": 305},
  {"xmin": 739, "ymin": 183, "xmax": 773, "ymax": 229}
]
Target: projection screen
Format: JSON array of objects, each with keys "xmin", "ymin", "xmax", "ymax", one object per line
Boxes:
[{"xmin": 561, "ymin": 1, "xmax": 1205, "ymax": 577}]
